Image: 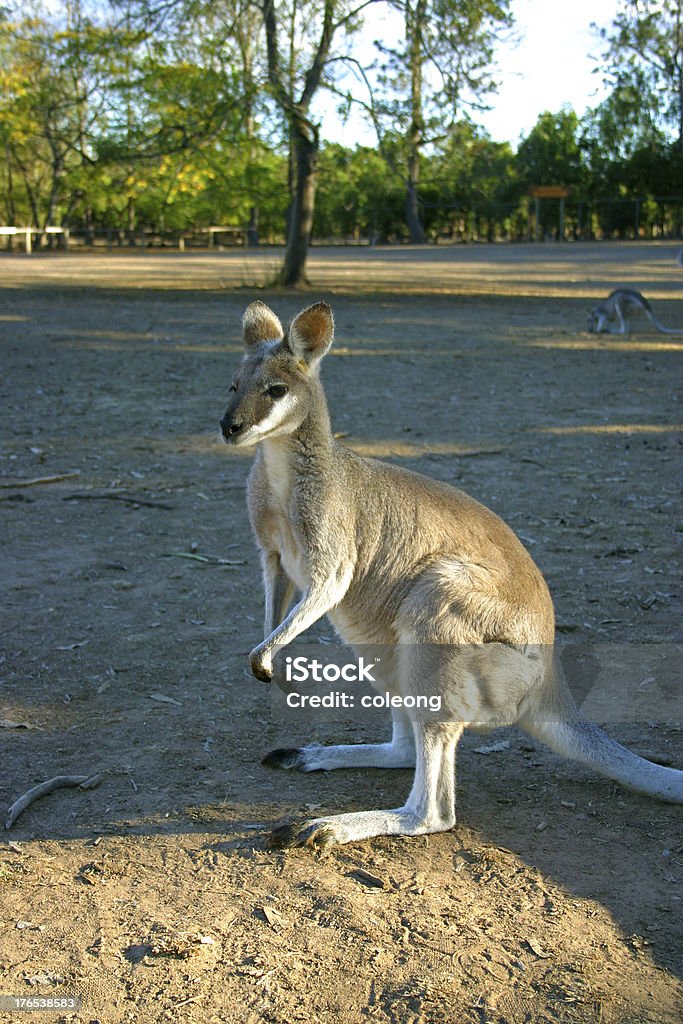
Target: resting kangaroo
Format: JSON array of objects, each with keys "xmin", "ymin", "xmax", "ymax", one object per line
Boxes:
[{"xmin": 220, "ymin": 300, "xmax": 683, "ymax": 848}]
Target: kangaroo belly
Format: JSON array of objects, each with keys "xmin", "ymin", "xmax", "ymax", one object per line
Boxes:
[
  {"xmin": 279, "ymin": 540, "xmax": 309, "ymax": 591},
  {"xmin": 328, "ymin": 598, "xmax": 397, "ymax": 648}
]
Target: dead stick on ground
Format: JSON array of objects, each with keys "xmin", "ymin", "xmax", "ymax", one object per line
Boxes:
[
  {"xmin": 63, "ymin": 493, "xmax": 174, "ymax": 510},
  {"xmin": 164, "ymin": 552, "xmax": 247, "ymax": 566},
  {"xmin": 171, "ymin": 996, "xmax": 204, "ymax": 1010},
  {"xmin": 0, "ymin": 471, "xmax": 80, "ymax": 489},
  {"xmin": 5, "ymin": 773, "xmax": 103, "ymax": 830}
]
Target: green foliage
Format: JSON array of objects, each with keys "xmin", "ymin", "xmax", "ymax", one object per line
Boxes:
[
  {"xmin": 596, "ymin": 0, "xmax": 683, "ymax": 149},
  {"xmin": 517, "ymin": 109, "xmax": 586, "ymax": 190},
  {"xmin": 0, "ymin": 0, "xmax": 682, "ymax": 246},
  {"xmin": 0, "ymin": 0, "xmax": 260, "ymax": 232},
  {"xmin": 315, "ymin": 143, "xmax": 405, "ymax": 240},
  {"xmin": 375, "ymin": 0, "xmax": 514, "ymax": 131}
]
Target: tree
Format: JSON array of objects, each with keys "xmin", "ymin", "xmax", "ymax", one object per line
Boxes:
[
  {"xmin": 516, "ymin": 109, "xmax": 587, "ymax": 240},
  {"xmin": 374, "ymin": 0, "xmax": 513, "ymax": 243},
  {"xmin": 516, "ymin": 108, "xmax": 586, "ymax": 191},
  {"xmin": 315, "ymin": 142, "xmax": 404, "ymax": 240},
  {"xmin": 596, "ymin": 0, "xmax": 683, "ymax": 152},
  {"xmin": 261, "ymin": 0, "xmax": 370, "ymax": 284},
  {"xmin": 429, "ymin": 121, "xmax": 519, "ymax": 241},
  {"xmin": 0, "ymin": 0, "xmax": 244, "ymax": 241},
  {"xmin": 122, "ymin": 0, "xmax": 369, "ymax": 283}
]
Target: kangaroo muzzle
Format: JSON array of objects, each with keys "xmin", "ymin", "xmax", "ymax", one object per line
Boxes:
[{"xmin": 220, "ymin": 415, "xmax": 244, "ymax": 441}]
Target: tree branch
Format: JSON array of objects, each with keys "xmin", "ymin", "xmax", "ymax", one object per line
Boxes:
[{"xmin": 301, "ymin": 0, "xmax": 336, "ymax": 109}]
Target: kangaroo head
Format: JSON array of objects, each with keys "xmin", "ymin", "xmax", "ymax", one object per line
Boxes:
[
  {"xmin": 220, "ymin": 300, "xmax": 334, "ymax": 447},
  {"xmin": 586, "ymin": 305, "xmax": 607, "ymax": 334}
]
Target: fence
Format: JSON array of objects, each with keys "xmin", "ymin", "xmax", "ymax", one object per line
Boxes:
[
  {"xmin": 0, "ymin": 225, "xmax": 244, "ymax": 253},
  {"xmin": 2, "ymin": 197, "xmax": 682, "ymax": 252},
  {"xmin": 424, "ymin": 195, "xmax": 683, "ymax": 244}
]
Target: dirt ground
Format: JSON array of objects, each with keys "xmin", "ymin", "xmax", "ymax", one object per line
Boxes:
[{"xmin": 1, "ymin": 242, "xmax": 682, "ymax": 1024}]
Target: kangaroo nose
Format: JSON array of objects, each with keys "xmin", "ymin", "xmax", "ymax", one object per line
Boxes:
[{"xmin": 221, "ymin": 417, "xmax": 244, "ymax": 439}]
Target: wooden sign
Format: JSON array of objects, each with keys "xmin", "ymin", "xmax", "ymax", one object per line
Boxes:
[{"xmin": 529, "ymin": 186, "xmax": 571, "ymax": 199}]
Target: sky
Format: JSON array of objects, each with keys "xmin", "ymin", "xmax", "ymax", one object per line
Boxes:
[{"xmin": 319, "ymin": 0, "xmax": 622, "ymax": 150}]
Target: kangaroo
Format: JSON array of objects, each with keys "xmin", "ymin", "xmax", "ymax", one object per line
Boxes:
[
  {"xmin": 587, "ymin": 288, "xmax": 683, "ymax": 336},
  {"xmin": 220, "ymin": 300, "xmax": 683, "ymax": 848}
]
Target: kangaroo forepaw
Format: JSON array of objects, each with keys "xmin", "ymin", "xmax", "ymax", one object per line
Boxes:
[{"xmin": 249, "ymin": 647, "xmax": 273, "ymax": 682}]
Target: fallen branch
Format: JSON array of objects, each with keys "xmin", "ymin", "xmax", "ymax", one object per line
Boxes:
[
  {"xmin": 164, "ymin": 552, "xmax": 246, "ymax": 566},
  {"xmin": 0, "ymin": 471, "xmax": 80, "ymax": 489},
  {"xmin": 457, "ymin": 447, "xmax": 505, "ymax": 458},
  {"xmin": 5, "ymin": 773, "xmax": 103, "ymax": 830},
  {"xmin": 63, "ymin": 493, "xmax": 174, "ymax": 510}
]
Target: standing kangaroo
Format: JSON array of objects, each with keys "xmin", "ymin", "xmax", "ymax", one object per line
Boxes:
[{"xmin": 220, "ymin": 300, "xmax": 683, "ymax": 848}]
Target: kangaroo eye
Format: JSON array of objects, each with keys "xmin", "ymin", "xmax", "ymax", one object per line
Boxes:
[
  {"xmin": 267, "ymin": 384, "xmax": 289, "ymax": 399},
  {"xmin": 229, "ymin": 381, "xmax": 238, "ymax": 392}
]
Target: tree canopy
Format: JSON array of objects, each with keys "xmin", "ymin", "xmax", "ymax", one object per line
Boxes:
[{"xmin": 1, "ymin": 0, "xmax": 681, "ymax": 268}]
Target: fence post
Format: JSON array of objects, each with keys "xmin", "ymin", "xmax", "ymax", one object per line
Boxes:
[{"xmin": 534, "ymin": 198, "xmax": 540, "ymax": 241}]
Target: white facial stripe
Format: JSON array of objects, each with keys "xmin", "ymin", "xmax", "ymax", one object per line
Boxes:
[{"xmin": 249, "ymin": 393, "xmax": 298, "ymax": 439}]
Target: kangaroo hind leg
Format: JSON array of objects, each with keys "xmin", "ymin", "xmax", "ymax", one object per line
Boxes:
[
  {"xmin": 268, "ymin": 720, "xmax": 463, "ymax": 848},
  {"xmin": 263, "ymin": 707, "xmax": 416, "ymax": 772}
]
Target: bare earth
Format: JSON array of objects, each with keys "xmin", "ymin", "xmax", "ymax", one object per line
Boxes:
[{"xmin": 1, "ymin": 242, "xmax": 682, "ymax": 1024}]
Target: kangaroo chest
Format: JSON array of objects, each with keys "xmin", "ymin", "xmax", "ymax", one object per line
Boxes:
[
  {"xmin": 270, "ymin": 508, "xmax": 309, "ymax": 590},
  {"xmin": 260, "ymin": 444, "xmax": 310, "ymax": 590}
]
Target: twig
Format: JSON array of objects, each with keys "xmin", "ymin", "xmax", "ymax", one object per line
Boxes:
[
  {"xmin": 6, "ymin": 773, "xmax": 103, "ymax": 830},
  {"xmin": 171, "ymin": 996, "xmax": 204, "ymax": 1010},
  {"xmin": 0, "ymin": 471, "xmax": 80, "ymax": 489},
  {"xmin": 63, "ymin": 493, "xmax": 174, "ymax": 510},
  {"xmin": 455, "ymin": 447, "xmax": 504, "ymax": 458},
  {"xmin": 164, "ymin": 552, "xmax": 247, "ymax": 566}
]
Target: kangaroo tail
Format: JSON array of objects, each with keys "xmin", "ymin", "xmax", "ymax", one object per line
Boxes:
[
  {"xmin": 648, "ymin": 312, "xmax": 683, "ymax": 335},
  {"xmin": 518, "ymin": 675, "xmax": 683, "ymax": 804}
]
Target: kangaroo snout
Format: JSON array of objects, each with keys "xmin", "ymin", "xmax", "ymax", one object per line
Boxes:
[{"xmin": 220, "ymin": 415, "xmax": 244, "ymax": 441}]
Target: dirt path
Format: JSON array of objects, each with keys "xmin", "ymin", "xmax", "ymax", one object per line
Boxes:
[{"xmin": 1, "ymin": 246, "xmax": 682, "ymax": 1023}]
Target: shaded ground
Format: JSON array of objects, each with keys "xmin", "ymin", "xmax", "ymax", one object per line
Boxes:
[
  {"xmin": 1, "ymin": 244, "xmax": 682, "ymax": 1023},
  {"xmin": 1, "ymin": 239, "xmax": 682, "ymax": 297}
]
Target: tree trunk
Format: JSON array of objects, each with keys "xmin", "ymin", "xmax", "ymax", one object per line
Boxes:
[
  {"xmin": 261, "ymin": 0, "xmax": 334, "ymax": 285},
  {"xmin": 127, "ymin": 195, "xmax": 136, "ymax": 245},
  {"xmin": 4, "ymin": 143, "xmax": 16, "ymax": 248},
  {"xmin": 278, "ymin": 120, "xmax": 318, "ymax": 286},
  {"xmin": 42, "ymin": 163, "xmax": 63, "ymax": 248},
  {"xmin": 406, "ymin": 149, "xmax": 425, "ymax": 244},
  {"xmin": 241, "ymin": 20, "xmax": 260, "ymax": 247},
  {"xmin": 247, "ymin": 207, "xmax": 260, "ymax": 247},
  {"xmin": 406, "ymin": 0, "xmax": 426, "ymax": 244}
]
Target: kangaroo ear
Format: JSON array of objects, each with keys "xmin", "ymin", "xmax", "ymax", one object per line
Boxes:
[
  {"xmin": 242, "ymin": 301, "xmax": 284, "ymax": 348},
  {"xmin": 287, "ymin": 302, "xmax": 334, "ymax": 367}
]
